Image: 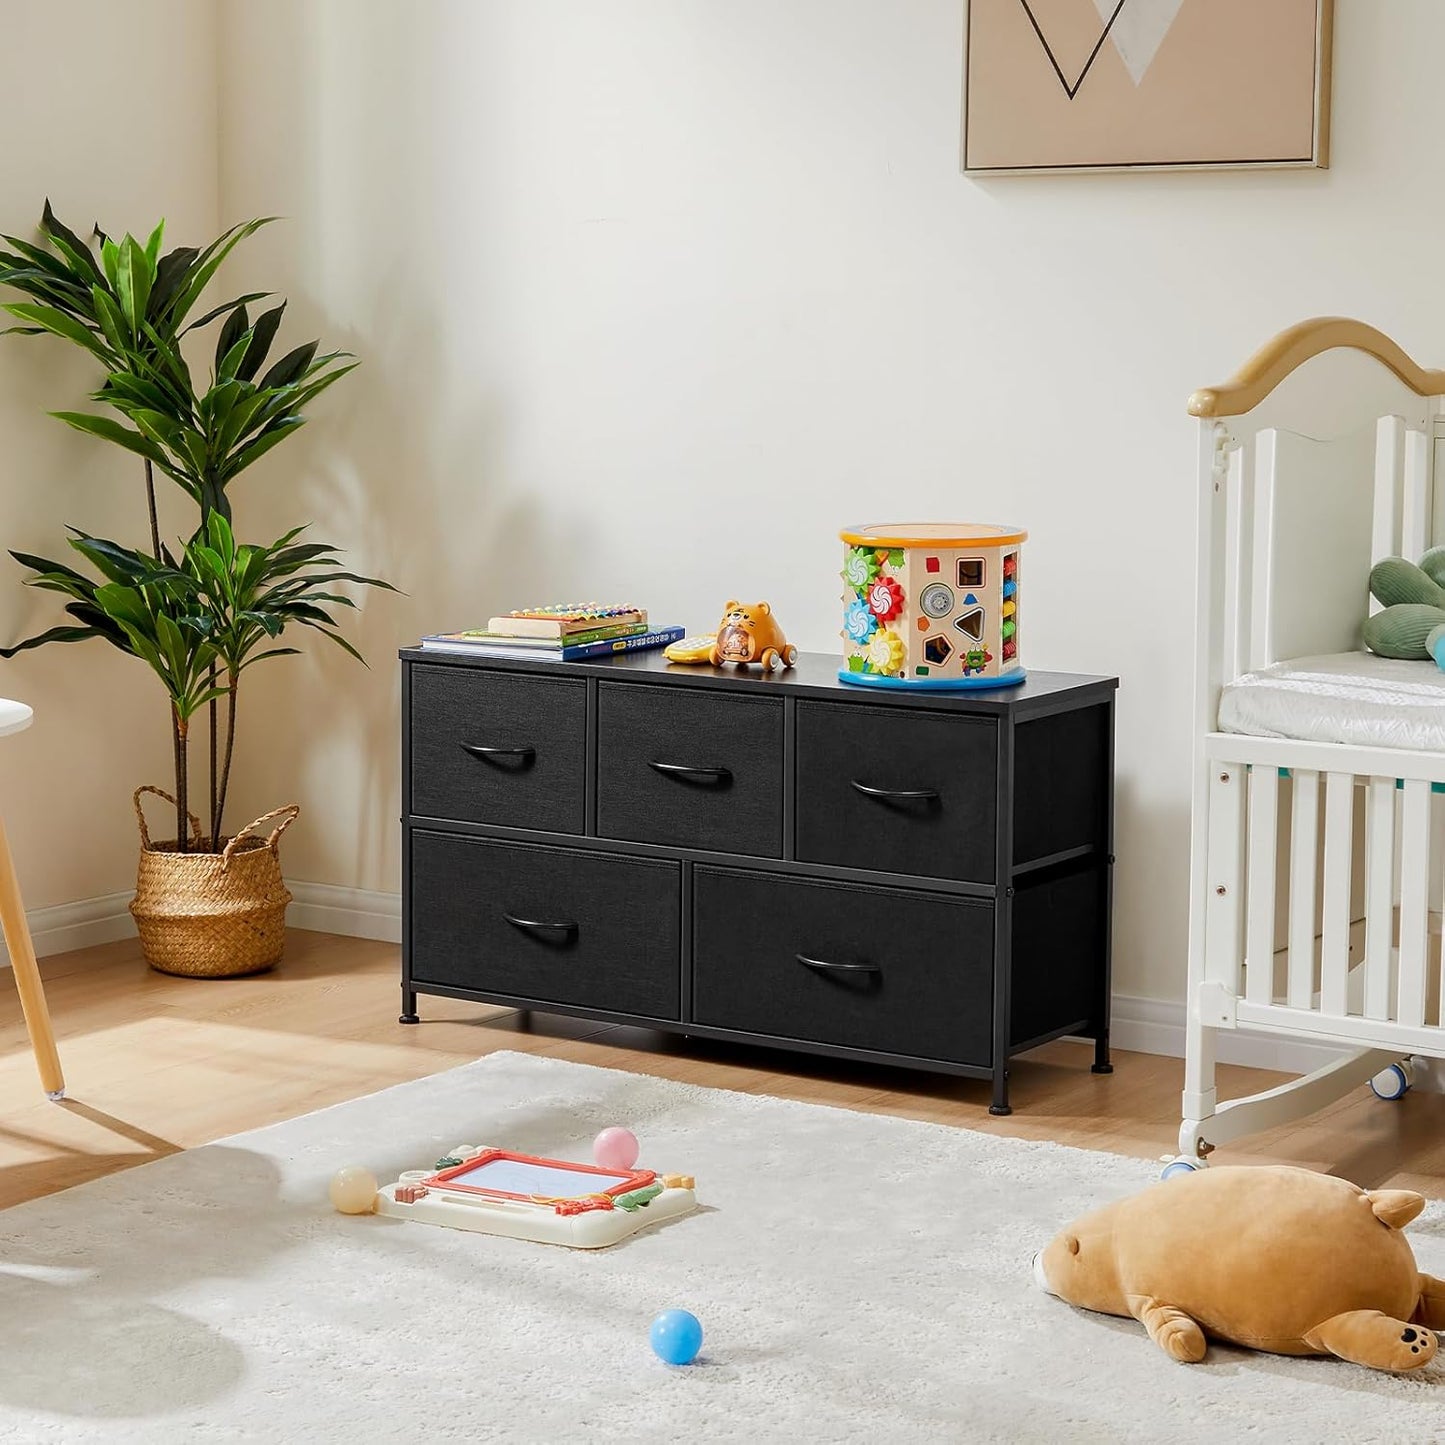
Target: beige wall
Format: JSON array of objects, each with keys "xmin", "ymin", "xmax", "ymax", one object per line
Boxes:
[
  {"xmin": 0, "ymin": 2, "xmax": 219, "ymax": 908},
  {"xmin": 6, "ymin": 0, "xmax": 1415, "ymax": 1007}
]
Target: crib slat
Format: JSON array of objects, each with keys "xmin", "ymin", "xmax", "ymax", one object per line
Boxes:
[
  {"xmin": 1319, "ymin": 771, "xmax": 1353, "ymax": 1017},
  {"xmin": 1206, "ymin": 766, "xmax": 1244, "ymax": 995},
  {"xmin": 1398, "ymin": 778, "xmax": 1431, "ymax": 1027},
  {"xmin": 1372, "ymin": 416, "xmax": 1404, "ymax": 578},
  {"xmin": 1249, "ymin": 430, "xmax": 1276, "ymax": 672},
  {"xmin": 1221, "ymin": 445, "xmax": 1246, "ymax": 683},
  {"xmin": 1245, "ymin": 764, "xmax": 1278, "ymax": 1006},
  {"xmin": 1363, "ymin": 777, "xmax": 1395, "ymax": 1020},
  {"xmin": 1287, "ymin": 770, "xmax": 1319, "ymax": 1011},
  {"xmin": 1403, "ymin": 427, "xmax": 1430, "ymax": 561}
]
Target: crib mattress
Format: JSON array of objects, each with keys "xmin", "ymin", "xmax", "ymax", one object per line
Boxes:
[{"xmin": 1218, "ymin": 652, "xmax": 1445, "ymax": 752}]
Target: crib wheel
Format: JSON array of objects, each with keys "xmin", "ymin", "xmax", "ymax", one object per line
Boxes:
[
  {"xmin": 1370, "ymin": 1062, "xmax": 1414, "ymax": 1102},
  {"xmin": 1160, "ymin": 1156, "xmax": 1208, "ymax": 1181}
]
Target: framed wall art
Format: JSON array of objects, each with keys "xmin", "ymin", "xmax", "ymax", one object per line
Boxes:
[{"xmin": 963, "ymin": 0, "xmax": 1333, "ymax": 174}]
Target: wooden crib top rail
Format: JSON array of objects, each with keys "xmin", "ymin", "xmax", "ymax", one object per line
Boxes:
[{"xmin": 1188, "ymin": 317, "xmax": 1445, "ymax": 419}]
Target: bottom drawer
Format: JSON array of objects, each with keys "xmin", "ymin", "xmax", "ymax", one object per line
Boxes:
[
  {"xmin": 692, "ymin": 868, "xmax": 993, "ymax": 1065},
  {"xmin": 410, "ymin": 832, "xmax": 681, "ymax": 1018}
]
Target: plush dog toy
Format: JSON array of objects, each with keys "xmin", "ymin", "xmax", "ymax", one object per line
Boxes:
[
  {"xmin": 1363, "ymin": 549, "xmax": 1445, "ymax": 665},
  {"xmin": 1035, "ymin": 1166, "xmax": 1444, "ymax": 1372}
]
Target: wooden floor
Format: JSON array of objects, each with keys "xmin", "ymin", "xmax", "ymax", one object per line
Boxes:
[{"xmin": 2, "ymin": 929, "xmax": 1445, "ymax": 1209}]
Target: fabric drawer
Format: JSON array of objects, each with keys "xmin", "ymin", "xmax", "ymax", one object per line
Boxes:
[
  {"xmin": 596, "ymin": 683, "xmax": 783, "ymax": 857},
  {"xmin": 691, "ymin": 867, "xmax": 992, "ymax": 1065},
  {"xmin": 410, "ymin": 832, "xmax": 680, "ymax": 1018},
  {"xmin": 409, "ymin": 665, "xmax": 586, "ymax": 833},
  {"xmin": 794, "ymin": 701, "xmax": 997, "ymax": 882}
]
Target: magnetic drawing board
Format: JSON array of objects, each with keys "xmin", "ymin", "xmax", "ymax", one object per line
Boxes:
[
  {"xmin": 436, "ymin": 1156, "xmax": 635, "ymax": 1197},
  {"xmin": 376, "ymin": 1146, "xmax": 698, "ymax": 1249}
]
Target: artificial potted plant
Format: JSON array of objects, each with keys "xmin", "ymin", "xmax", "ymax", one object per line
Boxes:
[{"xmin": 0, "ymin": 205, "xmax": 391, "ymax": 976}]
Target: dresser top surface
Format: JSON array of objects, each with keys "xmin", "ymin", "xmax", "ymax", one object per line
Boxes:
[{"xmin": 400, "ymin": 647, "xmax": 1116, "ymax": 714}]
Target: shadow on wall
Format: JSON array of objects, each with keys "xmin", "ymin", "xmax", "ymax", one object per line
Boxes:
[
  {"xmin": 233, "ymin": 291, "xmax": 590, "ymax": 894},
  {"xmin": 212, "ymin": 2, "xmax": 620, "ymax": 894}
]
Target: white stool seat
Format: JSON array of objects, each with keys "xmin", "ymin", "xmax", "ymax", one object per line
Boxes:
[{"xmin": 0, "ymin": 699, "xmax": 32, "ymax": 738}]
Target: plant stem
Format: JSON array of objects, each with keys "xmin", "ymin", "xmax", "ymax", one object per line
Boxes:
[
  {"xmin": 144, "ymin": 458, "xmax": 160, "ymax": 558},
  {"xmin": 173, "ymin": 706, "xmax": 188, "ymax": 855},
  {"xmin": 208, "ymin": 668, "xmax": 218, "ymax": 846},
  {"xmin": 213, "ymin": 675, "xmax": 237, "ymax": 852}
]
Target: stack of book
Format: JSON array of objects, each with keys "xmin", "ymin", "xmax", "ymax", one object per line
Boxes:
[{"xmin": 420, "ymin": 604, "xmax": 684, "ymax": 661}]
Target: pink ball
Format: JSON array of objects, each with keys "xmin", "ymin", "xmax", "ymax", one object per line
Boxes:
[{"xmin": 593, "ymin": 1126, "xmax": 640, "ymax": 1171}]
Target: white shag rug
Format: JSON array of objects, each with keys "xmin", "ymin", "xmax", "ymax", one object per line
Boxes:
[{"xmin": 1, "ymin": 1051, "xmax": 1442, "ymax": 1443}]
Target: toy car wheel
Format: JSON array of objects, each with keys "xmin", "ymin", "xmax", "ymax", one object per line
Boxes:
[
  {"xmin": 1160, "ymin": 1156, "xmax": 1207, "ymax": 1180},
  {"xmin": 1370, "ymin": 1062, "xmax": 1413, "ymax": 1101}
]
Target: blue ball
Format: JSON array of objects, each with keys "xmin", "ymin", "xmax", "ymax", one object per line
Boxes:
[{"xmin": 650, "ymin": 1308, "xmax": 703, "ymax": 1365}]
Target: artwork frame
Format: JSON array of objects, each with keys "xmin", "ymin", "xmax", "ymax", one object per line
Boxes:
[{"xmin": 962, "ymin": 0, "xmax": 1333, "ymax": 176}]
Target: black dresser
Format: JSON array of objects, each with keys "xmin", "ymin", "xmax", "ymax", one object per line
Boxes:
[{"xmin": 399, "ymin": 649, "xmax": 1117, "ymax": 1114}]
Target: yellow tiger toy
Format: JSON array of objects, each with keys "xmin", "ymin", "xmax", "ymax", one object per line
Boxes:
[{"xmin": 709, "ymin": 601, "xmax": 797, "ymax": 671}]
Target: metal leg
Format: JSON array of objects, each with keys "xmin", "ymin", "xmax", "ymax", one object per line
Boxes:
[
  {"xmin": 989, "ymin": 1066, "xmax": 1012, "ymax": 1116},
  {"xmin": 1091, "ymin": 1030, "xmax": 1113, "ymax": 1074},
  {"xmin": 399, "ymin": 987, "xmax": 419, "ymax": 1025},
  {"xmin": 0, "ymin": 813, "xmax": 64, "ymax": 1099}
]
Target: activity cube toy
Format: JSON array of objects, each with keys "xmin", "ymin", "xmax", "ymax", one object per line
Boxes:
[
  {"xmin": 839, "ymin": 523, "xmax": 1026, "ymax": 689},
  {"xmin": 361, "ymin": 1146, "xmax": 699, "ymax": 1249}
]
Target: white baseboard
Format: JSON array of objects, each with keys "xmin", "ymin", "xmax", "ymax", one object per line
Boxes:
[
  {"xmin": 0, "ymin": 890, "xmax": 137, "ymax": 965},
  {"xmin": 1107, "ymin": 993, "xmax": 1348, "ymax": 1074},
  {"xmin": 286, "ymin": 880, "xmax": 402, "ymax": 944},
  {"xmin": 0, "ymin": 880, "xmax": 402, "ymax": 966}
]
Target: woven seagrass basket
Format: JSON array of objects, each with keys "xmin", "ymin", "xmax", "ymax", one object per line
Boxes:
[{"xmin": 130, "ymin": 786, "xmax": 299, "ymax": 978}]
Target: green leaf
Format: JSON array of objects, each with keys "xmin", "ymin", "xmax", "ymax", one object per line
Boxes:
[
  {"xmin": 139, "ymin": 321, "xmax": 193, "ymax": 393},
  {"xmin": 50, "ymin": 410, "xmax": 170, "ymax": 466},
  {"xmin": 41, "ymin": 200, "xmax": 104, "ymax": 283},
  {"xmin": 219, "ymin": 417, "xmax": 303, "ymax": 480},
  {"xmin": 183, "ymin": 292, "xmax": 270, "ymax": 334},
  {"xmin": 2, "ymin": 302, "xmax": 110, "ymax": 360},
  {"xmin": 143, "ymin": 218, "xmax": 165, "ymax": 272},
  {"xmin": 217, "ymin": 332, "xmax": 250, "ymax": 383},
  {"xmin": 1, "ymin": 232, "xmax": 87, "ymax": 282},
  {"xmin": 147, "ymin": 245, "xmax": 199, "ymax": 320},
  {"xmin": 98, "ymin": 370, "xmax": 180, "ymax": 416},
  {"xmin": 90, "ymin": 284, "xmax": 128, "ymax": 352},
  {"xmin": 258, "ymin": 340, "xmax": 317, "ymax": 389},
  {"xmin": 163, "ymin": 217, "xmax": 276, "ymax": 330},
  {"xmin": 0, "ymin": 624, "xmax": 101, "ymax": 657},
  {"xmin": 237, "ymin": 302, "xmax": 285, "ymax": 382},
  {"xmin": 9, "ymin": 549, "xmax": 94, "ymax": 586},
  {"xmin": 66, "ymin": 533, "xmax": 171, "ymax": 586},
  {"xmin": 215, "ymin": 303, "xmax": 248, "ymax": 371},
  {"xmin": 116, "ymin": 234, "xmax": 153, "ymax": 333},
  {"xmin": 99, "ymin": 234, "xmax": 121, "ymax": 294},
  {"xmin": 315, "ymin": 629, "xmax": 367, "ymax": 665}
]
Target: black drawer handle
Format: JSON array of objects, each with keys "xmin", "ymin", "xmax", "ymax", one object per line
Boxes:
[
  {"xmin": 796, "ymin": 952, "xmax": 881, "ymax": 977},
  {"xmin": 648, "ymin": 760, "xmax": 733, "ymax": 785},
  {"xmin": 503, "ymin": 913, "xmax": 579, "ymax": 941},
  {"xmin": 461, "ymin": 743, "xmax": 536, "ymax": 768},
  {"xmin": 850, "ymin": 780, "xmax": 939, "ymax": 804}
]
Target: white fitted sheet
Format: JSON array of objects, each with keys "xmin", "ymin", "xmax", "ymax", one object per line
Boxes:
[{"xmin": 1218, "ymin": 652, "xmax": 1445, "ymax": 752}]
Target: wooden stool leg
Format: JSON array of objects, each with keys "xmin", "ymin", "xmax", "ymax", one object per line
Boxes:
[{"xmin": 0, "ymin": 814, "xmax": 64, "ymax": 1099}]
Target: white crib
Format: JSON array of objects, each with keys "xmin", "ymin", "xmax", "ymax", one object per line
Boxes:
[{"xmin": 1180, "ymin": 317, "xmax": 1445, "ymax": 1166}]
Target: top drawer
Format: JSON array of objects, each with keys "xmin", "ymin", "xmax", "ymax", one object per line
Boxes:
[
  {"xmin": 596, "ymin": 683, "xmax": 783, "ymax": 857},
  {"xmin": 795, "ymin": 701, "xmax": 997, "ymax": 882},
  {"xmin": 409, "ymin": 665, "xmax": 586, "ymax": 832}
]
